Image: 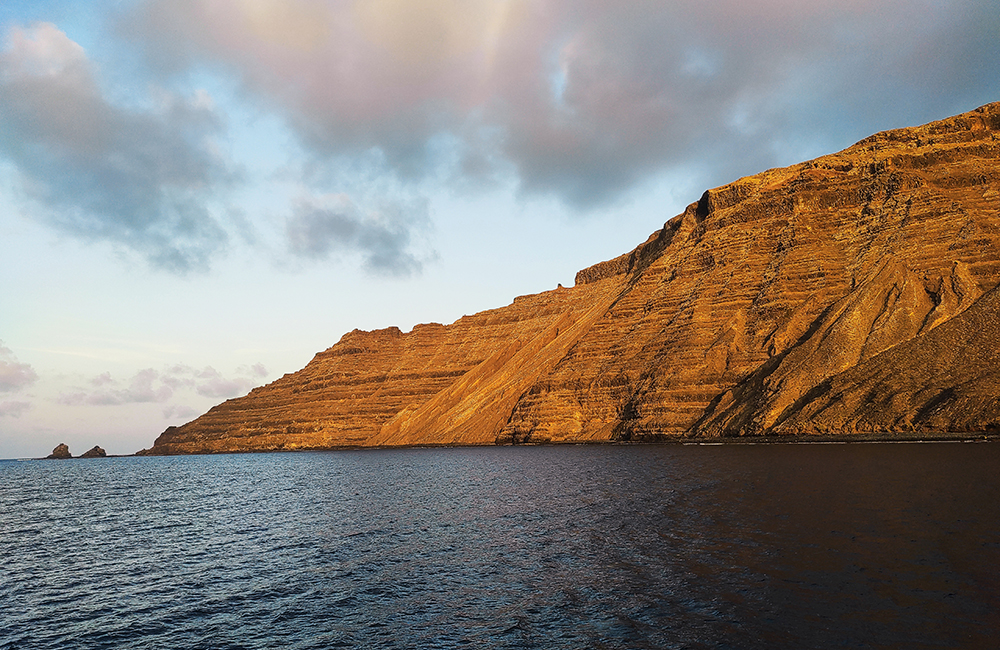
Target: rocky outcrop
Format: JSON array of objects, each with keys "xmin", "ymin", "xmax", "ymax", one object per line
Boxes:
[
  {"xmin": 79, "ymin": 446, "xmax": 107, "ymax": 458},
  {"xmin": 140, "ymin": 102, "xmax": 1000, "ymax": 455},
  {"xmin": 45, "ymin": 443, "xmax": 72, "ymax": 459}
]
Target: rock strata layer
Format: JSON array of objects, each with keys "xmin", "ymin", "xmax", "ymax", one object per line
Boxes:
[{"xmin": 141, "ymin": 103, "xmax": 1000, "ymax": 455}]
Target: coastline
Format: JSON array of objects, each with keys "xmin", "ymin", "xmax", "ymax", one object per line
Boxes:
[
  {"xmin": 129, "ymin": 431, "xmax": 1000, "ymax": 458},
  {"xmin": 8, "ymin": 431, "xmax": 996, "ymax": 461}
]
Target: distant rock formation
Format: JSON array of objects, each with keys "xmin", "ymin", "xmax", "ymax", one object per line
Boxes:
[
  {"xmin": 79, "ymin": 446, "xmax": 107, "ymax": 458},
  {"xmin": 140, "ymin": 102, "xmax": 1000, "ymax": 455},
  {"xmin": 46, "ymin": 443, "xmax": 72, "ymax": 459}
]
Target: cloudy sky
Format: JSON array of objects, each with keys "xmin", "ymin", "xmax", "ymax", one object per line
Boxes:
[{"xmin": 1, "ymin": 0, "xmax": 997, "ymax": 458}]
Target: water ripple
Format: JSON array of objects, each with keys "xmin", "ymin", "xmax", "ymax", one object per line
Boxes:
[{"xmin": 2, "ymin": 444, "xmax": 998, "ymax": 649}]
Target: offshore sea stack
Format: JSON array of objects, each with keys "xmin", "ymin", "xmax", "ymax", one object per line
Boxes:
[
  {"xmin": 79, "ymin": 446, "xmax": 107, "ymax": 458},
  {"xmin": 141, "ymin": 103, "xmax": 1000, "ymax": 455},
  {"xmin": 46, "ymin": 443, "xmax": 73, "ymax": 459}
]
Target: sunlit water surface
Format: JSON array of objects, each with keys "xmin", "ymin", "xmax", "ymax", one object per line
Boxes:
[{"xmin": 2, "ymin": 443, "xmax": 998, "ymax": 649}]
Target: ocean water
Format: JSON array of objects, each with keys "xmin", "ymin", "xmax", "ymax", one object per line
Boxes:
[{"xmin": 1, "ymin": 442, "xmax": 998, "ymax": 649}]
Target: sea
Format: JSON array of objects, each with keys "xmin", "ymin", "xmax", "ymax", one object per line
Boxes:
[{"xmin": 1, "ymin": 442, "xmax": 998, "ymax": 649}]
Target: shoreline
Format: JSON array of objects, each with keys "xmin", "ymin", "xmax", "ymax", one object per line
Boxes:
[
  {"xmin": 128, "ymin": 431, "xmax": 1000, "ymax": 458},
  {"xmin": 11, "ymin": 432, "xmax": 996, "ymax": 461}
]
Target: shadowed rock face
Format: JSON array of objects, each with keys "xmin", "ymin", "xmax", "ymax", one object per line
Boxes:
[{"xmin": 141, "ymin": 103, "xmax": 1000, "ymax": 455}]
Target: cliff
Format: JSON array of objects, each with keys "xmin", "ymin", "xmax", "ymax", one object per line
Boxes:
[{"xmin": 140, "ymin": 102, "xmax": 1000, "ymax": 454}]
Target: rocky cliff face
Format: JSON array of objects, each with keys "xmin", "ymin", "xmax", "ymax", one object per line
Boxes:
[{"xmin": 141, "ymin": 103, "xmax": 1000, "ymax": 455}]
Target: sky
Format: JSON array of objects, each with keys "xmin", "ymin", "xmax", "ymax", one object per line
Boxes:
[{"xmin": 1, "ymin": 0, "xmax": 997, "ymax": 459}]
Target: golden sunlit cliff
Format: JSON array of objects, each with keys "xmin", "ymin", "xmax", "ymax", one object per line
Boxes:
[{"xmin": 139, "ymin": 103, "xmax": 1000, "ymax": 454}]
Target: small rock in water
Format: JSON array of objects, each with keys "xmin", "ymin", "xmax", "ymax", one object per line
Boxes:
[
  {"xmin": 46, "ymin": 443, "xmax": 72, "ymax": 459},
  {"xmin": 80, "ymin": 446, "xmax": 107, "ymax": 458}
]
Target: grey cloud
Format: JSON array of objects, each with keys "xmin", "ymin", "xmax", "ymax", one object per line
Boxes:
[
  {"xmin": 121, "ymin": 368, "xmax": 173, "ymax": 403},
  {"xmin": 90, "ymin": 372, "xmax": 114, "ymax": 387},
  {"xmin": 194, "ymin": 366, "xmax": 251, "ymax": 398},
  {"xmin": 0, "ymin": 401, "xmax": 32, "ymax": 418},
  {"xmin": 165, "ymin": 363, "xmax": 264, "ymax": 399},
  {"xmin": 240, "ymin": 363, "xmax": 269, "ymax": 378},
  {"xmin": 0, "ymin": 343, "xmax": 38, "ymax": 393},
  {"xmin": 160, "ymin": 364, "xmax": 263, "ymax": 418},
  {"xmin": 123, "ymin": 0, "xmax": 483, "ymax": 180},
  {"xmin": 161, "ymin": 363, "xmax": 198, "ymax": 390},
  {"xmin": 503, "ymin": 0, "xmax": 1000, "ymax": 205},
  {"xmin": 57, "ymin": 362, "xmax": 267, "ymax": 406},
  {"xmin": 0, "ymin": 23, "xmax": 233, "ymax": 272},
  {"xmin": 286, "ymin": 195, "xmax": 429, "ymax": 276},
  {"xmin": 126, "ymin": 0, "xmax": 1000, "ymax": 210},
  {"xmin": 163, "ymin": 404, "xmax": 200, "ymax": 420},
  {"xmin": 59, "ymin": 368, "xmax": 173, "ymax": 406}
]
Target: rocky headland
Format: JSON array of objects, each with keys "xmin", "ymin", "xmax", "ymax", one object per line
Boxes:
[{"xmin": 140, "ymin": 103, "xmax": 1000, "ymax": 455}]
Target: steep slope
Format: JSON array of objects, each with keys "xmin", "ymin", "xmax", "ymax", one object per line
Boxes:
[
  {"xmin": 762, "ymin": 282, "xmax": 1000, "ymax": 436},
  {"xmin": 140, "ymin": 102, "xmax": 1000, "ymax": 454}
]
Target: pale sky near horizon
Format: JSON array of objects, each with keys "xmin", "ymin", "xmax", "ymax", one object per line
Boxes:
[{"xmin": 1, "ymin": 0, "xmax": 998, "ymax": 459}]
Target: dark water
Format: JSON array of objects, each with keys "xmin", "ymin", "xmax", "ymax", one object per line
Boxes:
[{"xmin": 2, "ymin": 443, "xmax": 998, "ymax": 649}]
